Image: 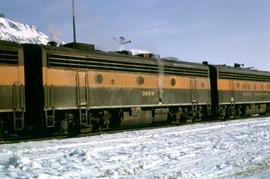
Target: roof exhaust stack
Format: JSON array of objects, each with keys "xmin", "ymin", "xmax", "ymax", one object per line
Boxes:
[
  {"xmin": 202, "ymin": 61, "xmax": 208, "ymax": 65},
  {"xmin": 64, "ymin": 42, "xmax": 95, "ymax": 50},
  {"xmin": 234, "ymin": 63, "xmax": 243, "ymax": 68}
]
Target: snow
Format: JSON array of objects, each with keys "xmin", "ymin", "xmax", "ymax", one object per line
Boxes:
[
  {"xmin": 130, "ymin": 49, "xmax": 152, "ymax": 55},
  {"xmin": 0, "ymin": 17, "xmax": 49, "ymax": 44},
  {"xmin": 0, "ymin": 117, "xmax": 270, "ymax": 178}
]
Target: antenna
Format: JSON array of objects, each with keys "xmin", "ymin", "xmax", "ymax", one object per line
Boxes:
[
  {"xmin": 113, "ymin": 36, "xmax": 131, "ymax": 51},
  {"xmin": 72, "ymin": 0, "xmax": 77, "ymax": 43}
]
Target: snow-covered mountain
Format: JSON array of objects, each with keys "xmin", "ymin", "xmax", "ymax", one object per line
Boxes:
[{"xmin": 0, "ymin": 15, "xmax": 49, "ymax": 44}]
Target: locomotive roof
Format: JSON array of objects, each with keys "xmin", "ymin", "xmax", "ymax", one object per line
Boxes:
[
  {"xmin": 160, "ymin": 58, "xmax": 207, "ymax": 69},
  {"xmin": 0, "ymin": 40, "xmax": 21, "ymax": 49},
  {"xmin": 37, "ymin": 43, "xmax": 208, "ymax": 70},
  {"xmin": 215, "ymin": 64, "xmax": 270, "ymax": 76}
]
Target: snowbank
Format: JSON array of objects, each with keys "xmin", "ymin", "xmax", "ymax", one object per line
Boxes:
[{"xmin": 0, "ymin": 117, "xmax": 270, "ymax": 178}]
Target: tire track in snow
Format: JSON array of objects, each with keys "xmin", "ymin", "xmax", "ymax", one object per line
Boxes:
[
  {"xmin": 82, "ymin": 118, "xmax": 270, "ymax": 177},
  {"xmin": 16, "ymin": 118, "xmax": 270, "ymax": 163},
  {"xmin": 1, "ymin": 117, "xmax": 270, "ymax": 178}
]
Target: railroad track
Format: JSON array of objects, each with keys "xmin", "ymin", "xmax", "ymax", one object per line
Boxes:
[{"xmin": 1, "ymin": 114, "xmax": 269, "ymax": 144}]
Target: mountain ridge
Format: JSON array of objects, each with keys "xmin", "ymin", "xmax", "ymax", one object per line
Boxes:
[{"xmin": 0, "ymin": 16, "xmax": 49, "ymax": 44}]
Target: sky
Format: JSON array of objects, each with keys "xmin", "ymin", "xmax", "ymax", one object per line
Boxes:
[{"xmin": 1, "ymin": 0, "xmax": 270, "ymax": 70}]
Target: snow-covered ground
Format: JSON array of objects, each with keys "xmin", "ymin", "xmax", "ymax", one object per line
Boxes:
[{"xmin": 0, "ymin": 117, "xmax": 270, "ymax": 179}]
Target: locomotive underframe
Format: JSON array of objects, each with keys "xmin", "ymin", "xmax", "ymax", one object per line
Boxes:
[{"xmin": 41, "ymin": 103, "xmax": 211, "ymax": 134}]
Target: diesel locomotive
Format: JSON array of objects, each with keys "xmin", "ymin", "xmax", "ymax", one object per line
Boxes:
[{"xmin": 0, "ymin": 40, "xmax": 270, "ymax": 138}]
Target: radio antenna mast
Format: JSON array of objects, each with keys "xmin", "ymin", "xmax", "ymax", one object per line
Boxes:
[
  {"xmin": 72, "ymin": 0, "xmax": 77, "ymax": 43},
  {"xmin": 113, "ymin": 36, "xmax": 131, "ymax": 51}
]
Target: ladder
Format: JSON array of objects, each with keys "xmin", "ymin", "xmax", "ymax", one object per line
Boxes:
[
  {"xmin": 45, "ymin": 110, "xmax": 55, "ymax": 128},
  {"xmin": 13, "ymin": 111, "xmax": 24, "ymax": 131},
  {"xmin": 44, "ymin": 85, "xmax": 55, "ymax": 128},
  {"xmin": 79, "ymin": 108, "xmax": 90, "ymax": 127}
]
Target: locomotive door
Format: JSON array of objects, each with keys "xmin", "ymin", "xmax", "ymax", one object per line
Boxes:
[
  {"xmin": 190, "ymin": 79, "xmax": 198, "ymax": 118},
  {"xmin": 229, "ymin": 80, "xmax": 236, "ymax": 116},
  {"xmin": 12, "ymin": 83, "xmax": 25, "ymax": 130},
  {"xmin": 229, "ymin": 80, "xmax": 235, "ymax": 103},
  {"xmin": 76, "ymin": 72, "xmax": 89, "ymax": 107},
  {"xmin": 190, "ymin": 79, "xmax": 197, "ymax": 103},
  {"xmin": 76, "ymin": 72, "xmax": 91, "ymax": 129}
]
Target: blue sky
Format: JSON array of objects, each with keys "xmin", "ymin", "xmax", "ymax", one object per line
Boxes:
[{"xmin": 1, "ymin": 0, "xmax": 270, "ymax": 70}]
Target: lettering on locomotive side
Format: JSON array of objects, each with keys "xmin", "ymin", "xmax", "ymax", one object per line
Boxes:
[
  {"xmin": 242, "ymin": 92, "xmax": 269, "ymax": 97},
  {"xmin": 254, "ymin": 92, "xmax": 269, "ymax": 96},
  {"xmin": 142, "ymin": 90, "xmax": 155, "ymax": 97},
  {"xmin": 242, "ymin": 92, "xmax": 253, "ymax": 96}
]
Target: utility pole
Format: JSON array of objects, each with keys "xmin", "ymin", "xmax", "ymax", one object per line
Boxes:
[{"xmin": 72, "ymin": 0, "xmax": 77, "ymax": 43}]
